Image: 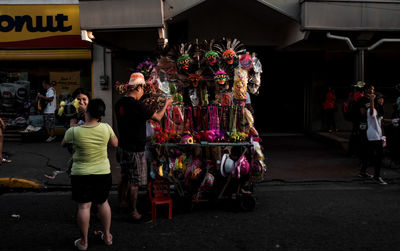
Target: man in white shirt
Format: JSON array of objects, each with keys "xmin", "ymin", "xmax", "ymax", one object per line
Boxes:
[{"xmin": 38, "ymin": 79, "xmax": 57, "ymax": 142}]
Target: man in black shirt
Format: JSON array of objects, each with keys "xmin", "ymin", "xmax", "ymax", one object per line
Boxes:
[{"xmin": 115, "ymin": 72, "xmax": 172, "ymax": 220}]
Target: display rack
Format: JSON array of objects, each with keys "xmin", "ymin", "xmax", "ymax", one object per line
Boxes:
[{"xmin": 150, "ymin": 141, "xmax": 256, "ymax": 211}]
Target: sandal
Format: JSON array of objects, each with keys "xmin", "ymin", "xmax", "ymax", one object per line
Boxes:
[
  {"xmin": 101, "ymin": 233, "xmax": 113, "ymax": 246},
  {"xmin": 2, "ymin": 158, "xmax": 11, "ymax": 163},
  {"xmin": 74, "ymin": 238, "xmax": 87, "ymax": 251},
  {"xmin": 130, "ymin": 211, "xmax": 142, "ymax": 220}
]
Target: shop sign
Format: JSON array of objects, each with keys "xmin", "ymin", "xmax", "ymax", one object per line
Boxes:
[
  {"xmin": 50, "ymin": 71, "xmax": 80, "ymax": 100},
  {"xmin": 0, "ymin": 5, "xmax": 80, "ymax": 43}
]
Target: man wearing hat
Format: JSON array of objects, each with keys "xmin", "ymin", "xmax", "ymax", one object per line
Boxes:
[{"xmin": 115, "ymin": 72, "xmax": 172, "ymax": 220}]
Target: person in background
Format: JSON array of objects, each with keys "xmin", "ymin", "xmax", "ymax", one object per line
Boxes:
[
  {"xmin": 38, "ymin": 78, "xmax": 57, "ymax": 142},
  {"xmin": 0, "ymin": 117, "xmax": 11, "ymax": 165},
  {"xmin": 348, "ymin": 82, "xmax": 366, "ymax": 156},
  {"xmin": 70, "ymin": 88, "xmax": 90, "ymax": 128},
  {"xmin": 115, "ymin": 72, "xmax": 172, "ymax": 221},
  {"xmin": 359, "ymin": 87, "xmax": 396, "ymax": 185},
  {"xmin": 323, "ymin": 87, "xmax": 337, "ymax": 133},
  {"xmin": 62, "ymin": 98, "xmax": 118, "ymax": 250}
]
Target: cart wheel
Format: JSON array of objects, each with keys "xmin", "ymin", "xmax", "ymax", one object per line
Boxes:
[{"xmin": 238, "ymin": 194, "xmax": 256, "ymax": 212}]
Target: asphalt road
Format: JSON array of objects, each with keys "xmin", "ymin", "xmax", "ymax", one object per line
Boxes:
[{"xmin": 1, "ymin": 183, "xmax": 400, "ymax": 251}]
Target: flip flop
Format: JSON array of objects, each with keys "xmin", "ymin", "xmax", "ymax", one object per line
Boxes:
[
  {"xmin": 2, "ymin": 158, "xmax": 11, "ymax": 163},
  {"xmin": 130, "ymin": 211, "xmax": 142, "ymax": 220},
  {"xmin": 101, "ymin": 233, "xmax": 113, "ymax": 246},
  {"xmin": 74, "ymin": 238, "xmax": 87, "ymax": 251}
]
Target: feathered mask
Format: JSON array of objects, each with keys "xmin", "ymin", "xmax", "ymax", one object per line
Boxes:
[
  {"xmin": 136, "ymin": 61, "xmax": 156, "ymax": 80},
  {"xmin": 204, "ymin": 39, "xmax": 219, "ymax": 66},
  {"xmin": 177, "ymin": 43, "xmax": 192, "ymax": 71},
  {"xmin": 214, "ymin": 38, "xmax": 246, "ymax": 65}
]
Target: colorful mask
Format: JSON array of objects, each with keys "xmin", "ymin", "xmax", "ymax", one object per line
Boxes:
[
  {"xmin": 167, "ymin": 67, "xmax": 178, "ymax": 80},
  {"xmin": 222, "ymin": 49, "xmax": 236, "ymax": 64},
  {"xmin": 189, "ymin": 74, "xmax": 203, "ymax": 87},
  {"xmin": 248, "ymin": 54, "xmax": 263, "ymax": 95},
  {"xmin": 136, "ymin": 61, "xmax": 156, "ymax": 79},
  {"xmin": 234, "ymin": 67, "xmax": 248, "ymax": 83},
  {"xmin": 178, "ymin": 55, "xmax": 191, "ymax": 70},
  {"xmin": 239, "ymin": 53, "xmax": 253, "ymax": 70},
  {"xmin": 214, "ymin": 70, "xmax": 228, "ymax": 85},
  {"xmin": 180, "ymin": 134, "xmax": 194, "ymax": 144},
  {"xmin": 205, "ymin": 51, "xmax": 219, "ymax": 66},
  {"xmin": 214, "ymin": 38, "xmax": 245, "ymax": 65},
  {"xmin": 221, "ymin": 92, "xmax": 232, "ymax": 106},
  {"xmin": 233, "ymin": 68, "xmax": 248, "ymax": 101},
  {"xmin": 176, "ymin": 43, "xmax": 192, "ymax": 71}
]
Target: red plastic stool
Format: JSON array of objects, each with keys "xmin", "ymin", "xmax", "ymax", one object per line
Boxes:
[{"xmin": 148, "ymin": 179, "xmax": 173, "ymax": 221}]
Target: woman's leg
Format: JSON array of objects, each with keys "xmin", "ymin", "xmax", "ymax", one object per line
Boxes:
[
  {"xmin": 96, "ymin": 200, "xmax": 112, "ymax": 242},
  {"xmin": 77, "ymin": 202, "xmax": 92, "ymax": 246}
]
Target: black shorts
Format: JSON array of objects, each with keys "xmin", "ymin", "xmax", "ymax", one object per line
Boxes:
[{"xmin": 71, "ymin": 174, "xmax": 112, "ymax": 204}]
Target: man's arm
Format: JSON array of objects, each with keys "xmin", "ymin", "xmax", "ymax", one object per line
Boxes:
[
  {"xmin": 37, "ymin": 93, "xmax": 54, "ymax": 102},
  {"xmin": 151, "ymin": 97, "xmax": 172, "ymax": 122}
]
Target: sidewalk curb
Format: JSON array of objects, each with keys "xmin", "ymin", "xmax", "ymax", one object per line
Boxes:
[{"xmin": 0, "ymin": 177, "xmax": 42, "ymax": 189}]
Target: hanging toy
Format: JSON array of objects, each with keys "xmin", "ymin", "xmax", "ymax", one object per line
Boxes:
[
  {"xmin": 233, "ymin": 68, "xmax": 248, "ymax": 101},
  {"xmin": 239, "ymin": 52, "xmax": 253, "ymax": 70},
  {"xmin": 205, "ymin": 51, "xmax": 219, "ymax": 66},
  {"xmin": 177, "ymin": 43, "xmax": 192, "ymax": 71},
  {"xmin": 214, "ymin": 38, "xmax": 246, "ymax": 65},
  {"xmin": 204, "ymin": 39, "xmax": 219, "ymax": 66},
  {"xmin": 248, "ymin": 52, "xmax": 263, "ymax": 95},
  {"xmin": 221, "ymin": 92, "xmax": 232, "ymax": 106},
  {"xmin": 188, "ymin": 74, "xmax": 203, "ymax": 88},
  {"xmin": 58, "ymin": 99, "xmax": 79, "ymax": 117},
  {"xmin": 214, "ymin": 70, "xmax": 228, "ymax": 85},
  {"xmin": 222, "ymin": 49, "xmax": 236, "ymax": 65},
  {"xmin": 180, "ymin": 132, "xmax": 194, "ymax": 144},
  {"xmin": 189, "ymin": 88, "xmax": 200, "ymax": 106},
  {"xmin": 136, "ymin": 60, "xmax": 156, "ymax": 80}
]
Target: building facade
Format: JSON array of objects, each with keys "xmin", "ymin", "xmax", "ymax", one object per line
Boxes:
[{"xmin": 0, "ymin": 0, "xmax": 91, "ymax": 131}]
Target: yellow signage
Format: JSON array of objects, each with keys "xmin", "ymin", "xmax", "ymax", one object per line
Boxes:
[
  {"xmin": 50, "ymin": 71, "xmax": 81, "ymax": 98},
  {"xmin": 0, "ymin": 5, "xmax": 80, "ymax": 42}
]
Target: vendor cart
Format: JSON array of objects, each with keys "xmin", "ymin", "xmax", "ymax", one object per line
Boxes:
[
  {"xmin": 149, "ymin": 141, "xmax": 258, "ymax": 212},
  {"xmin": 116, "ymin": 37, "xmax": 267, "ymax": 213}
]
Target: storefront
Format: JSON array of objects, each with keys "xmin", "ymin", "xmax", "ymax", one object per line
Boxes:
[{"xmin": 0, "ymin": 1, "xmax": 91, "ymax": 132}]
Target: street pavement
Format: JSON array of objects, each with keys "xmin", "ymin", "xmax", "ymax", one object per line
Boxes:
[
  {"xmin": 1, "ymin": 134, "xmax": 400, "ymax": 250},
  {"xmin": 1, "ymin": 184, "xmax": 400, "ymax": 250}
]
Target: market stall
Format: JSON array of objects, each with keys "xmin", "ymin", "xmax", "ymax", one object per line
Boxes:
[{"xmin": 117, "ymin": 38, "xmax": 267, "ymax": 211}]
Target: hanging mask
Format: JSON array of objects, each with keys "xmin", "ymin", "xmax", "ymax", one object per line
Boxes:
[
  {"xmin": 178, "ymin": 55, "xmax": 191, "ymax": 70},
  {"xmin": 239, "ymin": 53, "xmax": 253, "ymax": 70},
  {"xmin": 248, "ymin": 54, "xmax": 263, "ymax": 95},
  {"xmin": 136, "ymin": 61, "xmax": 156, "ymax": 80},
  {"xmin": 167, "ymin": 67, "xmax": 178, "ymax": 80},
  {"xmin": 223, "ymin": 49, "xmax": 236, "ymax": 64},
  {"xmin": 189, "ymin": 74, "xmax": 202, "ymax": 87},
  {"xmin": 205, "ymin": 51, "xmax": 219, "ymax": 66},
  {"xmin": 214, "ymin": 70, "xmax": 228, "ymax": 85},
  {"xmin": 176, "ymin": 43, "xmax": 192, "ymax": 71},
  {"xmin": 214, "ymin": 38, "xmax": 245, "ymax": 66},
  {"xmin": 233, "ymin": 68, "xmax": 248, "ymax": 101},
  {"xmin": 234, "ymin": 68, "xmax": 248, "ymax": 83}
]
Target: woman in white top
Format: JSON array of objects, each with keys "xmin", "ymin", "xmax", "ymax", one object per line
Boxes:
[{"xmin": 364, "ymin": 87, "xmax": 396, "ymax": 185}]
